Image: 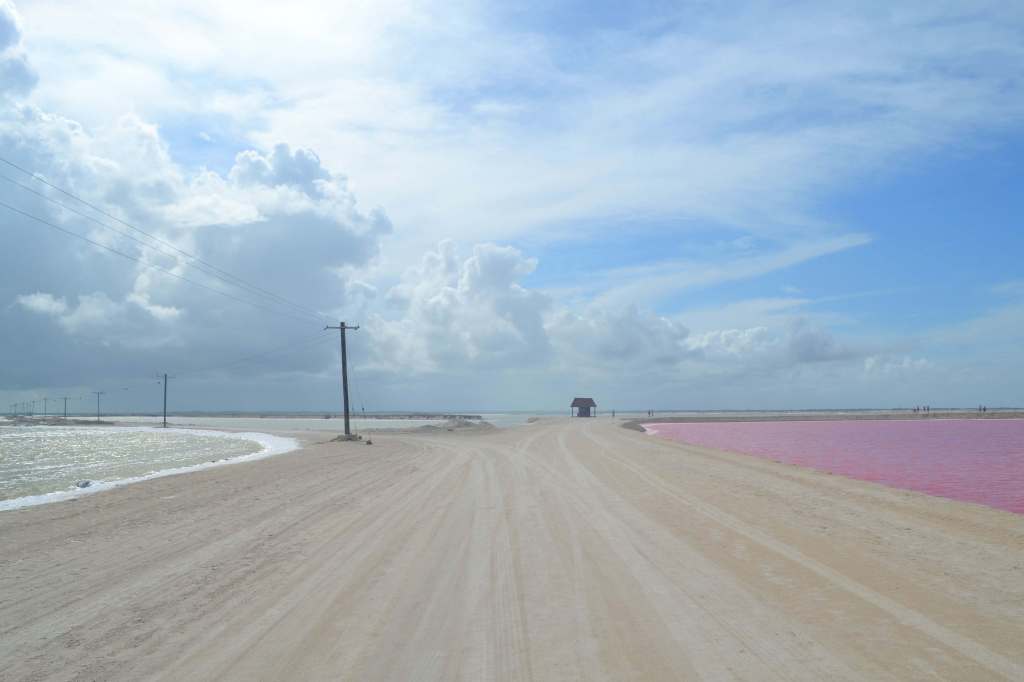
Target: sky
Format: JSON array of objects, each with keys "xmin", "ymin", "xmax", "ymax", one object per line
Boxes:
[{"xmin": 1, "ymin": 0, "xmax": 1022, "ymax": 413}]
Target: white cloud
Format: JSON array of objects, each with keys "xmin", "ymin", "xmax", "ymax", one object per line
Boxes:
[
  {"xmin": 0, "ymin": 7, "xmax": 394, "ymax": 396},
  {"xmin": 0, "ymin": 0, "xmax": 36, "ymax": 95},
  {"xmin": 864, "ymin": 355, "xmax": 932, "ymax": 375},
  {"xmin": 367, "ymin": 241, "xmax": 550, "ymax": 373},
  {"xmin": 127, "ymin": 291, "xmax": 182, "ymax": 321},
  {"xmin": 16, "ymin": 291, "xmax": 66, "ymax": 315},
  {"xmin": 686, "ymin": 319, "xmax": 859, "ymax": 370},
  {"xmin": 19, "ymin": 290, "xmax": 130, "ymax": 335},
  {"xmin": 548, "ymin": 305, "xmax": 692, "ymax": 372},
  {"xmin": 57, "ymin": 292, "xmax": 122, "ymax": 332}
]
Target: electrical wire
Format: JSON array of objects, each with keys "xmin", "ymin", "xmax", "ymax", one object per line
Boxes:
[
  {"xmin": 344, "ymin": 329, "xmax": 366, "ymax": 435},
  {"xmin": 0, "ymin": 172, "xmax": 326, "ymax": 324},
  {"xmin": 0, "ymin": 156, "xmax": 332, "ymax": 324},
  {"xmin": 0, "ymin": 199, "xmax": 321, "ymax": 325},
  {"xmin": 175, "ymin": 330, "xmax": 334, "ymax": 378},
  {"xmin": 1, "ymin": 156, "xmax": 359, "ymax": 413}
]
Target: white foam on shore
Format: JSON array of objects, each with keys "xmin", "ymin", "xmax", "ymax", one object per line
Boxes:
[{"xmin": 0, "ymin": 427, "xmax": 299, "ymax": 512}]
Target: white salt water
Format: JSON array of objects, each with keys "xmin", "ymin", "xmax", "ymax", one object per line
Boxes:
[{"xmin": 0, "ymin": 425, "xmax": 297, "ymax": 510}]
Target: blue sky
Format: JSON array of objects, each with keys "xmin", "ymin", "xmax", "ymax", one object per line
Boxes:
[{"xmin": 1, "ymin": 0, "xmax": 1022, "ymax": 412}]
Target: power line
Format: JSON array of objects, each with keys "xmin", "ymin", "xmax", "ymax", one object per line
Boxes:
[
  {"xmin": 0, "ymin": 156, "xmax": 332, "ymax": 324},
  {"xmin": 175, "ymin": 330, "xmax": 335, "ymax": 378},
  {"xmin": 0, "ymin": 172, "xmax": 325, "ymax": 324},
  {"xmin": 0, "ymin": 199, "xmax": 321, "ymax": 324}
]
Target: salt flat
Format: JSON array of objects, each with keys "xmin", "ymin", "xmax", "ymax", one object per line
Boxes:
[{"xmin": 1, "ymin": 418, "xmax": 1022, "ymax": 680}]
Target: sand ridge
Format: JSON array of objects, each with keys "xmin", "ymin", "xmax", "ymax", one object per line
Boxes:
[{"xmin": 1, "ymin": 418, "xmax": 1022, "ymax": 680}]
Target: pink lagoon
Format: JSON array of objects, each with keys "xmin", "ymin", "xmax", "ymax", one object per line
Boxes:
[{"xmin": 644, "ymin": 418, "xmax": 1024, "ymax": 514}]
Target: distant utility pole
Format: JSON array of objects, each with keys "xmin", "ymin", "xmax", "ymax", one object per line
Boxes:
[
  {"xmin": 92, "ymin": 391, "xmax": 105, "ymax": 423},
  {"xmin": 157, "ymin": 374, "xmax": 171, "ymax": 428},
  {"xmin": 325, "ymin": 321, "xmax": 359, "ymax": 436},
  {"xmin": 43, "ymin": 397, "xmax": 48, "ymax": 417},
  {"xmin": 61, "ymin": 396, "xmax": 70, "ymax": 419}
]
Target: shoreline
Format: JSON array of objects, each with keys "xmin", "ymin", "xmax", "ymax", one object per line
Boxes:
[
  {"xmin": 0, "ymin": 417, "xmax": 502, "ymax": 512},
  {"xmin": 622, "ymin": 408, "xmax": 1024, "ymax": 431},
  {"xmin": 0, "ymin": 426, "xmax": 300, "ymax": 512}
]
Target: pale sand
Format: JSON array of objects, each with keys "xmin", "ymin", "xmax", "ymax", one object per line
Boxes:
[{"xmin": 1, "ymin": 418, "xmax": 1022, "ymax": 680}]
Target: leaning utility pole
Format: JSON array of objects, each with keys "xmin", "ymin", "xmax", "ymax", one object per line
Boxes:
[
  {"xmin": 92, "ymin": 391, "xmax": 105, "ymax": 423},
  {"xmin": 325, "ymin": 321, "xmax": 359, "ymax": 437}
]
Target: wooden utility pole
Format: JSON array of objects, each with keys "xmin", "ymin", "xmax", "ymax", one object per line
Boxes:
[
  {"xmin": 161, "ymin": 374, "xmax": 169, "ymax": 428},
  {"xmin": 92, "ymin": 391, "xmax": 105, "ymax": 422},
  {"xmin": 325, "ymin": 322, "xmax": 359, "ymax": 436}
]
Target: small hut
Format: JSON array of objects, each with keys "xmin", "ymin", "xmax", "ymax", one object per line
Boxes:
[{"xmin": 571, "ymin": 397, "xmax": 597, "ymax": 418}]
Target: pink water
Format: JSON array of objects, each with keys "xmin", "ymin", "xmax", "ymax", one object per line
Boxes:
[{"xmin": 643, "ymin": 419, "xmax": 1024, "ymax": 514}]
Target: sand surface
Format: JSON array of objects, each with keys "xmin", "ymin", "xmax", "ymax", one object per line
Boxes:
[{"xmin": 1, "ymin": 418, "xmax": 1022, "ymax": 680}]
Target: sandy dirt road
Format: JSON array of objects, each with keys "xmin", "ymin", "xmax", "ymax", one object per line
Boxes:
[{"xmin": 2, "ymin": 418, "xmax": 1023, "ymax": 680}]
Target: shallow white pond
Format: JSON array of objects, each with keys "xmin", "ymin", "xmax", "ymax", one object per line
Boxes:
[{"xmin": 0, "ymin": 425, "xmax": 296, "ymax": 509}]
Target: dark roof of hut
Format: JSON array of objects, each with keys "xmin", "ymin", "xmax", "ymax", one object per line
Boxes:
[{"xmin": 571, "ymin": 397, "xmax": 596, "ymax": 407}]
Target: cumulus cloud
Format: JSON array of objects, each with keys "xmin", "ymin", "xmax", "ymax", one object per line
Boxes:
[
  {"xmin": 685, "ymin": 319, "xmax": 861, "ymax": 376},
  {"xmin": 366, "ymin": 241, "xmax": 550, "ymax": 372},
  {"xmin": 0, "ymin": 3, "xmax": 393, "ymax": 398},
  {"xmin": 0, "ymin": 0, "xmax": 36, "ymax": 95},
  {"xmin": 359, "ymin": 240, "xmax": 869, "ymax": 390},
  {"xmin": 548, "ymin": 306, "xmax": 692, "ymax": 371},
  {"xmin": 864, "ymin": 355, "xmax": 932, "ymax": 375},
  {"xmin": 229, "ymin": 144, "xmax": 330, "ymax": 195},
  {"xmin": 57, "ymin": 292, "xmax": 123, "ymax": 333},
  {"xmin": 16, "ymin": 291, "xmax": 66, "ymax": 315},
  {"xmin": 2, "ymin": 114, "xmax": 391, "ymax": 331},
  {"xmin": 17, "ymin": 291, "xmax": 136, "ymax": 334}
]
